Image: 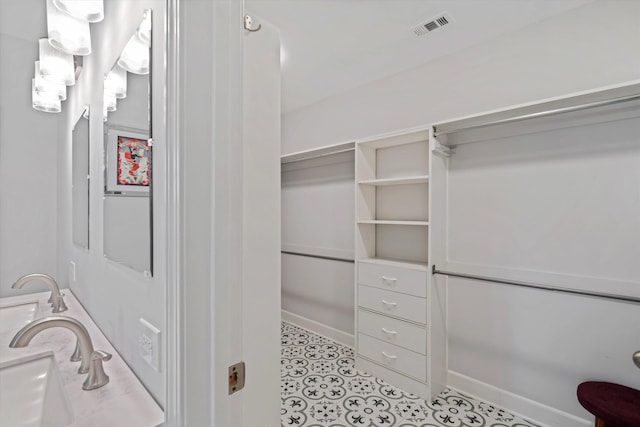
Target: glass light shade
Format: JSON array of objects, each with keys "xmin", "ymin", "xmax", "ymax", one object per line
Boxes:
[
  {"xmin": 52, "ymin": 0, "xmax": 104, "ymax": 22},
  {"xmin": 32, "ymin": 79, "xmax": 61, "ymax": 113},
  {"xmin": 35, "ymin": 61, "xmax": 66, "ymax": 101},
  {"xmin": 136, "ymin": 11, "xmax": 152, "ymax": 47},
  {"xmin": 104, "ymin": 91, "xmax": 117, "ymax": 112},
  {"xmin": 104, "ymin": 65, "xmax": 127, "ymax": 99},
  {"xmin": 39, "ymin": 38, "xmax": 75, "ymax": 86},
  {"xmin": 117, "ymin": 34, "xmax": 149, "ymax": 75},
  {"xmin": 47, "ymin": 0, "xmax": 92, "ymax": 56}
]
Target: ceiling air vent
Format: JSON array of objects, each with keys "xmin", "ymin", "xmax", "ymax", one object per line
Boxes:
[{"xmin": 412, "ymin": 12, "xmax": 453, "ymax": 36}]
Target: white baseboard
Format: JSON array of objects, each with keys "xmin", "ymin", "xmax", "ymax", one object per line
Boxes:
[
  {"xmin": 281, "ymin": 310, "xmax": 354, "ymax": 348},
  {"xmin": 448, "ymin": 371, "xmax": 591, "ymax": 427}
]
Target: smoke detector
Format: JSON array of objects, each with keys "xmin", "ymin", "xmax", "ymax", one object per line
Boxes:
[{"xmin": 412, "ymin": 12, "xmax": 453, "ymax": 36}]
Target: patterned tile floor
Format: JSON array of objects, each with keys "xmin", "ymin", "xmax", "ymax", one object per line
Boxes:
[{"xmin": 281, "ymin": 321, "xmax": 540, "ymax": 427}]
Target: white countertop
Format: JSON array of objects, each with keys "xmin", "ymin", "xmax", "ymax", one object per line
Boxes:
[{"xmin": 0, "ymin": 290, "xmax": 164, "ymax": 427}]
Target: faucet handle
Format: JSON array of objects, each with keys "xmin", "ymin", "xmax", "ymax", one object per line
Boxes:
[
  {"xmin": 48, "ymin": 290, "xmax": 65, "ymax": 303},
  {"xmin": 82, "ymin": 350, "xmax": 112, "ymax": 390},
  {"xmin": 94, "ymin": 350, "xmax": 112, "ymax": 361}
]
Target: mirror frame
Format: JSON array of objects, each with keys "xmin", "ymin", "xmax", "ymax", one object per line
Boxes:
[
  {"xmin": 71, "ymin": 105, "xmax": 90, "ymax": 250},
  {"xmin": 101, "ymin": 9, "xmax": 153, "ymax": 276}
]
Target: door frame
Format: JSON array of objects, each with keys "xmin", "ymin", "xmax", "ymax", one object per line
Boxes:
[{"xmin": 164, "ymin": 0, "xmax": 245, "ymax": 425}]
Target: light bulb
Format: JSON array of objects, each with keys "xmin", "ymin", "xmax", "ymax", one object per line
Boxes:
[
  {"xmin": 136, "ymin": 11, "xmax": 152, "ymax": 47},
  {"xmin": 32, "ymin": 79, "xmax": 61, "ymax": 113},
  {"xmin": 104, "ymin": 91, "xmax": 117, "ymax": 112},
  {"xmin": 117, "ymin": 34, "xmax": 149, "ymax": 75},
  {"xmin": 39, "ymin": 38, "xmax": 75, "ymax": 86},
  {"xmin": 35, "ymin": 61, "xmax": 67, "ymax": 100},
  {"xmin": 52, "ymin": 0, "xmax": 104, "ymax": 22},
  {"xmin": 104, "ymin": 65, "xmax": 127, "ymax": 99},
  {"xmin": 47, "ymin": 0, "xmax": 92, "ymax": 56}
]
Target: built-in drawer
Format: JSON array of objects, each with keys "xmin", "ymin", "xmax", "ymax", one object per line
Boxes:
[
  {"xmin": 358, "ymin": 285, "xmax": 426, "ymax": 324},
  {"xmin": 358, "ymin": 262, "xmax": 426, "ymax": 297},
  {"xmin": 358, "ymin": 309, "xmax": 426, "ymax": 354},
  {"xmin": 358, "ymin": 333, "xmax": 426, "ymax": 382}
]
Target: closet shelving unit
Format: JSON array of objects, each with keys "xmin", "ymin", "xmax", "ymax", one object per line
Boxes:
[{"xmin": 354, "ymin": 127, "xmax": 446, "ymax": 400}]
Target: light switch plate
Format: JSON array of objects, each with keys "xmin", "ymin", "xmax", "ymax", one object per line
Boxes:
[{"xmin": 138, "ymin": 318, "xmax": 161, "ymax": 372}]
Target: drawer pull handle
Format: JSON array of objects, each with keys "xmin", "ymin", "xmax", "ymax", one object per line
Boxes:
[
  {"xmin": 382, "ymin": 351, "xmax": 397, "ymax": 360},
  {"xmin": 381, "ymin": 276, "xmax": 397, "ymax": 285},
  {"xmin": 381, "ymin": 328, "xmax": 397, "ymax": 335},
  {"xmin": 381, "ymin": 300, "xmax": 397, "ymax": 308}
]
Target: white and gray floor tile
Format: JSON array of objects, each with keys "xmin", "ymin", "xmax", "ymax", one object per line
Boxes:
[{"xmin": 281, "ymin": 321, "xmax": 539, "ymax": 427}]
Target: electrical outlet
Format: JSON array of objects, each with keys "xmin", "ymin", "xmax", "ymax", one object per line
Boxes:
[
  {"xmin": 139, "ymin": 318, "xmax": 161, "ymax": 372},
  {"xmin": 69, "ymin": 261, "xmax": 76, "ymax": 282}
]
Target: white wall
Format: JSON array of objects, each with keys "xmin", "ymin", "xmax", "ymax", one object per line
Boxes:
[
  {"xmin": 281, "ymin": 152, "xmax": 355, "ymax": 340},
  {"xmin": 281, "ymin": 0, "xmax": 640, "ymax": 340},
  {"xmin": 282, "ymin": 0, "xmax": 640, "ymax": 153},
  {"xmin": 281, "ymin": 1, "xmax": 640, "ymax": 426},
  {"xmin": 0, "ymin": 34, "xmax": 59, "ymax": 298},
  {"xmin": 59, "ymin": 0, "xmax": 167, "ymax": 406},
  {"xmin": 444, "ymin": 109, "xmax": 640, "ymax": 426}
]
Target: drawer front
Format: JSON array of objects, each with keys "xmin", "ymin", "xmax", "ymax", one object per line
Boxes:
[
  {"xmin": 358, "ymin": 309, "xmax": 426, "ymax": 354},
  {"xmin": 358, "ymin": 263, "xmax": 426, "ymax": 297},
  {"xmin": 358, "ymin": 285, "xmax": 426, "ymax": 324},
  {"xmin": 358, "ymin": 334, "xmax": 426, "ymax": 382}
]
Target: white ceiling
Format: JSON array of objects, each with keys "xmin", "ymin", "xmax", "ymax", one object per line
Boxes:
[
  {"xmin": 246, "ymin": 0, "xmax": 595, "ymax": 113},
  {"xmin": 2, "ymin": 0, "xmax": 595, "ymax": 114}
]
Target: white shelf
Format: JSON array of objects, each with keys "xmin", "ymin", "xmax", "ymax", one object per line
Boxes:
[
  {"xmin": 280, "ymin": 141, "xmax": 355, "ymax": 164},
  {"xmin": 358, "ymin": 257, "xmax": 429, "ymax": 271},
  {"xmin": 357, "ymin": 220, "xmax": 429, "ymax": 226},
  {"xmin": 358, "ymin": 176, "xmax": 429, "ymax": 186}
]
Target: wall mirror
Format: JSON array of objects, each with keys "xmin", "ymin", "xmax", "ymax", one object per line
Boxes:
[
  {"xmin": 72, "ymin": 106, "xmax": 90, "ymax": 249},
  {"xmin": 103, "ymin": 10, "xmax": 153, "ymax": 276}
]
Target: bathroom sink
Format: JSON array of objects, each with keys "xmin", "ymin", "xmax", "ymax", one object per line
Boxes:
[
  {"xmin": 0, "ymin": 301, "xmax": 38, "ymax": 332},
  {"xmin": 0, "ymin": 354, "xmax": 73, "ymax": 427}
]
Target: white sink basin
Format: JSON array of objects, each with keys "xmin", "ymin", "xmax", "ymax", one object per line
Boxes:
[
  {"xmin": 0, "ymin": 354, "xmax": 73, "ymax": 427},
  {"xmin": 0, "ymin": 301, "xmax": 38, "ymax": 332}
]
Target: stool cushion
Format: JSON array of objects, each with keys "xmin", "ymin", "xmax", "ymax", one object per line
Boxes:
[{"xmin": 577, "ymin": 381, "xmax": 640, "ymax": 427}]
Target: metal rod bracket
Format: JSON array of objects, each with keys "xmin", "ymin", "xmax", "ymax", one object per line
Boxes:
[{"xmin": 244, "ymin": 15, "xmax": 261, "ymax": 32}]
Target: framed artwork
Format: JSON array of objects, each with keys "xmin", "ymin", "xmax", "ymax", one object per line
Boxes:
[{"xmin": 105, "ymin": 126, "xmax": 150, "ymax": 194}]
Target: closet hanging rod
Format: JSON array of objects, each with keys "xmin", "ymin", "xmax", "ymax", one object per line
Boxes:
[
  {"xmin": 282, "ymin": 251, "xmax": 355, "ymax": 263},
  {"xmin": 433, "ymin": 93, "xmax": 640, "ymax": 137},
  {"xmin": 432, "ymin": 265, "xmax": 640, "ymax": 304},
  {"xmin": 280, "ymin": 148, "xmax": 355, "ymax": 164}
]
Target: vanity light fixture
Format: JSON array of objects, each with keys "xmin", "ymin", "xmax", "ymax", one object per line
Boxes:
[
  {"xmin": 136, "ymin": 11, "xmax": 152, "ymax": 46},
  {"xmin": 52, "ymin": 0, "xmax": 104, "ymax": 23},
  {"xmin": 46, "ymin": 0, "xmax": 92, "ymax": 56},
  {"xmin": 104, "ymin": 91, "xmax": 117, "ymax": 112},
  {"xmin": 117, "ymin": 33, "xmax": 149, "ymax": 75},
  {"xmin": 39, "ymin": 38, "xmax": 75, "ymax": 86},
  {"xmin": 32, "ymin": 79, "xmax": 62, "ymax": 113},
  {"xmin": 35, "ymin": 61, "xmax": 67, "ymax": 100},
  {"xmin": 104, "ymin": 64, "xmax": 127, "ymax": 99}
]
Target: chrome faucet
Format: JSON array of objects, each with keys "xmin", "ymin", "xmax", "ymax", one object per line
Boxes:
[
  {"xmin": 9, "ymin": 316, "xmax": 112, "ymax": 390},
  {"xmin": 12, "ymin": 273, "xmax": 68, "ymax": 313}
]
